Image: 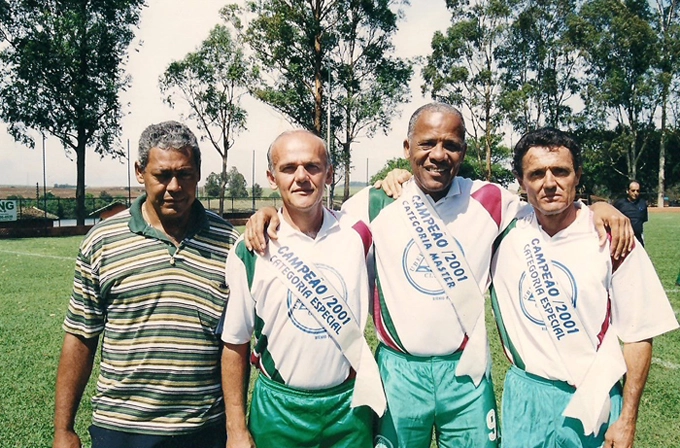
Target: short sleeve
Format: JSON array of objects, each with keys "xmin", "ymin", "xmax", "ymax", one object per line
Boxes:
[
  {"xmin": 610, "ymin": 245, "xmax": 679, "ymax": 342},
  {"xmin": 221, "ymin": 239, "xmax": 257, "ymax": 345},
  {"xmin": 63, "ymin": 244, "xmax": 106, "ymax": 338}
]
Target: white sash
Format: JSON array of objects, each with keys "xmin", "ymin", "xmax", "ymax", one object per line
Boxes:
[
  {"xmin": 397, "ymin": 181, "xmax": 488, "ymax": 386},
  {"xmin": 266, "ymin": 239, "xmax": 387, "ymax": 416},
  {"xmin": 520, "ymin": 217, "xmax": 626, "ymax": 435}
]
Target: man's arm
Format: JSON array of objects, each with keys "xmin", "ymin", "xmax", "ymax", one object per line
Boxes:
[
  {"xmin": 222, "ymin": 342, "xmax": 256, "ymax": 448},
  {"xmin": 589, "ymin": 202, "xmax": 634, "ymax": 260},
  {"xmin": 244, "ymin": 207, "xmax": 279, "ymax": 254},
  {"xmin": 603, "ymin": 338, "xmax": 653, "ymax": 448},
  {"xmin": 53, "ymin": 333, "xmax": 99, "ymax": 448}
]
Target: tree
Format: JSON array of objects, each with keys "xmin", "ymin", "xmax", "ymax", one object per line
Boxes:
[
  {"xmin": 369, "ymin": 157, "xmax": 411, "ymax": 184},
  {"xmin": 330, "ymin": 0, "xmax": 412, "ymax": 200},
  {"xmin": 251, "ymin": 182, "xmax": 263, "ymax": 198},
  {"xmin": 497, "ymin": 0, "xmax": 581, "ymax": 132},
  {"xmin": 227, "ymin": 166, "xmax": 248, "ymax": 198},
  {"xmin": 160, "ymin": 14, "xmax": 257, "ymax": 215},
  {"xmin": 651, "ymin": 0, "xmax": 680, "ymax": 207},
  {"xmin": 422, "ymin": 0, "xmax": 511, "ymax": 181},
  {"xmin": 230, "ymin": 0, "xmax": 411, "ymax": 202},
  {"xmin": 204, "ymin": 171, "xmax": 228, "ymax": 197},
  {"xmin": 572, "ymin": 0, "xmax": 659, "ymax": 181},
  {"xmin": 0, "ymin": 0, "xmax": 144, "ymax": 225}
]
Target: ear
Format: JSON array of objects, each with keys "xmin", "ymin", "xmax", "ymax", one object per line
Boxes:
[
  {"xmin": 513, "ymin": 170, "xmax": 524, "ymax": 191},
  {"xmin": 267, "ymin": 169, "xmax": 278, "ymax": 190},
  {"xmin": 403, "ymin": 139, "xmax": 411, "ymax": 159},
  {"xmin": 135, "ymin": 161, "xmax": 145, "ymax": 184},
  {"xmin": 575, "ymin": 167, "xmax": 582, "ymax": 186},
  {"xmin": 325, "ymin": 165, "xmax": 334, "ymax": 186}
]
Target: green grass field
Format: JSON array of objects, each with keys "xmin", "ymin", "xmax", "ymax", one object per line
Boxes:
[{"xmin": 0, "ymin": 212, "xmax": 678, "ymax": 448}]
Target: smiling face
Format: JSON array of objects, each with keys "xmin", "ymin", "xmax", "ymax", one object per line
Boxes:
[
  {"xmin": 267, "ymin": 131, "xmax": 332, "ymax": 215},
  {"xmin": 135, "ymin": 146, "xmax": 199, "ymax": 225},
  {"xmin": 404, "ymin": 110, "xmax": 467, "ymax": 201},
  {"xmin": 518, "ymin": 145, "xmax": 581, "ymax": 217}
]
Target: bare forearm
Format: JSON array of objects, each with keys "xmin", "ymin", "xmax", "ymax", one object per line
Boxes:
[
  {"xmin": 221, "ymin": 342, "xmax": 251, "ymax": 434},
  {"xmin": 53, "ymin": 333, "xmax": 98, "ymax": 442},
  {"xmin": 604, "ymin": 339, "xmax": 653, "ymax": 448},
  {"xmin": 620, "ymin": 339, "xmax": 652, "ymax": 423}
]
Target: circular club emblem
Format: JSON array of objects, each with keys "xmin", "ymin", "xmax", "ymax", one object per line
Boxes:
[
  {"xmin": 518, "ymin": 260, "xmax": 578, "ymax": 327},
  {"xmin": 402, "ymin": 239, "xmax": 442, "ymax": 296},
  {"xmin": 374, "ymin": 435, "xmax": 395, "ymax": 448},
  {"xmin": 286, "ymin": 263, "xmax": 348, "ymax": 335}
]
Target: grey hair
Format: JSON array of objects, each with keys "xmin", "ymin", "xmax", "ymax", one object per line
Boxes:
[
  {"xmin": 406, "ymin": 103, "xmax": 466, "ymax": 142},
  {"xmin": 267, "ymin": 129, "xmax": 331, "ymax": 171},
  {"xmin": 137, "ymin": 121, "xmax": 201, "ymax": 172}
]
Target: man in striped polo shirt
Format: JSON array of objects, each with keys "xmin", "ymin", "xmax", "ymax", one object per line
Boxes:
[
  {"xmin": 53, "ymin": 121, "xmax": 239, "ymax": 448},
  {"xmin": 221, "ymin": 130, "xmax": 384, "ymax": 448},
  {"xmin": 490, "ymin": 128, "xmax": 678, "ymax": 447}
]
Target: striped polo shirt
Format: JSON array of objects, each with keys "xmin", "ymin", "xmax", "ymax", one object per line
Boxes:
[{"xmin": 63, "ymin": 195, "xmax": 238, "ymax": 435}]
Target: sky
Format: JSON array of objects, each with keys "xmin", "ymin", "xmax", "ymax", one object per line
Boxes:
[{"xmin": 0, "ymin": 0, "xmax": 451, "ymax": 189}]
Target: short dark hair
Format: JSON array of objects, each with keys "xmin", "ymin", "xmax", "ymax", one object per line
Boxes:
[
  {"xmin": 513, "ymin": 127, "xmax": 582, "ymax": 177},
  {"xmin": 137, "ymin": 121, "xmax": 201, "ymax": 172}
]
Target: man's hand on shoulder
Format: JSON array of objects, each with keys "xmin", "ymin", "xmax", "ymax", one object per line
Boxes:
[
  {"xmin": 373, "ymin": 169, "xmax": 412, "ymax": 199},
  {"xmin": 53, "ymin": 429, "xmax": 81, "ymax": 448},
  {"xmin": 590, "ymin": 201, "xmax": 634, "ymax": 259},
  {"xmin": 244, "ymin": 206, "xmax": 279, "ymax": 255}
]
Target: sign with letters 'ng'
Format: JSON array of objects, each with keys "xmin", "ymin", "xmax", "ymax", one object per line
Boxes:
[{"xmin": 0, "ymin": 200, "xmax": 17, "ymax": 222}]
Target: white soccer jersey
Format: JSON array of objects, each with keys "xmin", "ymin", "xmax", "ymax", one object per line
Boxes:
[
  {"xmin": 342, "ymin": 177, "xmax": 523, "ymax": 356},
  {"xmin": 490, "ymin": 204, "xmax": 679, "ymax": 382},
  {"xmin": 221, "ymin": 208, "xmax": 371, "ymax": 390}
]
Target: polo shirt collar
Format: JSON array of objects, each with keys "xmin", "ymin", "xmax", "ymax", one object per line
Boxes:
[
  {"xmin": 128, "ymin": 194, "xmax": 209, "ymax": 241},
  {"xmin": 407, "ymin": 176, "xmax": 462, "ymax": 206}
]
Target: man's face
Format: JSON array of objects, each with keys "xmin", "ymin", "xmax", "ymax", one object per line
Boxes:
[
  {"xmin": 627, "ymin": 182, "xmax": 640, "ymax": 201},
  {"xmin": 518, "ymin": 145, "xmax": 581, "ymax": 217},
  {"xmin": 135, "ymin": 146, "xmax": 199, "ymax": 223},
  {"xmin": 267, "ymin": 133, "xmax": 332, "ymax": 213},
  {"xmin": 404, "ymin": 110, "xmax": 467, "ymax": 202}
]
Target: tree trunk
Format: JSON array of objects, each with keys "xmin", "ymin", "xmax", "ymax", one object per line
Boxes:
[
  {"xmin": 313, "ymin": 0, "xmax": 323, "ymax": 135},
  {"xmin": 657, "ymin": 86, "xmax": 668, "ymax": 208},
  {"xmin": 76, "ymin": 130, "xmax": 87, "ymax": 226}
]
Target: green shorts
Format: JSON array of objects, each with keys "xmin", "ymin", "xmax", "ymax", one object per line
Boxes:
[
  {"xmin": 501, "ymin": 366, "xmax": 623, "ymax": 448},
  {"xmin": 248, "ymin": 374, "xmax": 373, "ymax": 448},
  {"xmin": 375, "ymin": 344, "xmax": 499, "ymax": 448}
]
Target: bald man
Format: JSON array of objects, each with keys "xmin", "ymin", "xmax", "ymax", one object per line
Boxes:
[{"xmin": 221, "ymin": 130, "xmax": 384, "ymax": 448}]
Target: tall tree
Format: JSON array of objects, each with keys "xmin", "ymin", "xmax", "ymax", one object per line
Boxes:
[
  {"xmin": 0, "ymin": 0, "xmax": 144, "ymax": 225},
  {"xmin": 160, "ymin": 18, "xmax": 257, "ymax": 216},
  {"xmin": 651, "ymin": 0, "xmax": 680, "ymax": 207},
  {"xmin": 498, "ymin": 0, "xmax": 581, "ymax": 132},
  {"xmin": 422, "ymin": 0, "xmax": 511, "ymax": 181},
  {"xmin": 572, "ymin": 0, "xmax": 659, "ymax": 180},
  {"xmin": 230, "ymin": 0, "xmax": 410, "ymax": 202},
  {"xmin": 330, "ymin": 0, "xmax": 411, "ymax": 200}
]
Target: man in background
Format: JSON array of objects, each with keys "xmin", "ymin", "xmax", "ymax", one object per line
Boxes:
[
  {"xmin": 53, "ymin": 121, "xmax": 238, "ymax": 448},
  {"xmin": 614, "ymin": 180, "xmax": 648, "ymax": 246}
]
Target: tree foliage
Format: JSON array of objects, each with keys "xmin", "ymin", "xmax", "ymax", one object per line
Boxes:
[
  {"xmin": 0, "ymin": 0, "xmax": 144, "ymax": 225},
  {"xmin": 227, "ymin": 166, "xmax": 249, "ymax": 198},
  {"xmin": 422, "ymin": 0, "xmax": 510, "ymax": 181},
  {"xmin": 160, "ymin": 15, "xmax": 257, "ymax": 215},
  {"xmin": 229, "ymin": 0, "xmax": 411, "ymax": 202}
]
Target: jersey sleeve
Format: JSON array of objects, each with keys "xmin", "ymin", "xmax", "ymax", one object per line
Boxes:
[
  {"xmin": 63, "ymin": 241, "xmax": 106, "ymax": 339},
  {"xmin": 221, "ymin": 238, "xmax": 257, "ymax": 345},
  {"xmin": 340, "ymin": 186, "xmax": 371, "ymax": 223},
  {"xmin": 610, "ymin": 245, "xmax": 679, "ymax": 342}
]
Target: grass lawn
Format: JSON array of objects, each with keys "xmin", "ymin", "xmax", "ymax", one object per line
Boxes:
[{"xmin": 0, "ymin": 211, "xmax": 678, "ymax": 447}]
